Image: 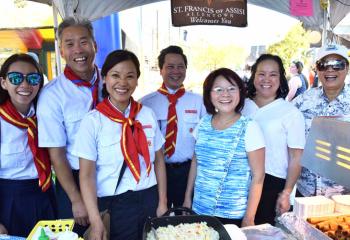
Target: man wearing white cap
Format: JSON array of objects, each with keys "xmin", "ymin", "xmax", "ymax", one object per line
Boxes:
[{"xmin": 293, "ymin": 43, "xmax": 350, "ymax": 197}]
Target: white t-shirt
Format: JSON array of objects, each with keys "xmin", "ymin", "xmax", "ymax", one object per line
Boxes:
[
  {"xmin": 242, "ymin": 98, "xmax": 305, "ymax": 179},
  {"xmin": 37, "ymin": 71, "xmax": 103, "ymax": 170},
  {"xmin": 140, "ymin": 89, "xmax": 206, "ymax": 163},
  {"xmin": 72, "ymin": 102, "xmax": 164, "ymax": 197}
]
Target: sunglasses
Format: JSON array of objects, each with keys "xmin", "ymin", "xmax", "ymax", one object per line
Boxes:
[
  {"xmin": 7, "ymin": 72, "xmax": 42, "ymax": 86},
  {"xmin": 316, "ymin": 59, "xmax": 347, "ymax": 71}
]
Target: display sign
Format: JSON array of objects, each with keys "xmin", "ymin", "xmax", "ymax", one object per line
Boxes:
[
  {"xmin": 301, "ymin": 117, "xmax": 350, "ymax": 189},
  {"xmin": 171, "ymin": 0, "xmax": 247, "ymax": 27},
  {"xmin": 290, "ymin": 0, "xmax": 313, "ymax": 16}
]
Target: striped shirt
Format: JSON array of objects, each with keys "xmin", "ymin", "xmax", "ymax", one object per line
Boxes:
[{"xmin": 192, "ymin": 114, "xmax": 264, "ymax": 219}]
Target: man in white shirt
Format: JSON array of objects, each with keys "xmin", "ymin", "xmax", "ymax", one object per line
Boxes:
[
  {"xmin": 37, "ymin": 17, "xmax": 103, "ymax": 235},
  {"xmin": 141, "ymin": 46, "xmax": 206, "ymax": 210}
]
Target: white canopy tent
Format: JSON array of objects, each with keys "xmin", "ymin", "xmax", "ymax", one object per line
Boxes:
[
  {"xmin": 30, "ymin": 0, "xmax": 350, "ymax": 31},
  {"xmin": 27, "ymin": 0, "xmax": 350, "ymax": 74}
]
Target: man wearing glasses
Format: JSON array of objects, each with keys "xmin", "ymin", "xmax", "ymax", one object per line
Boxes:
[{"xmin": 293, "ymin": 44, "xmax": 350, "ymax": 197}]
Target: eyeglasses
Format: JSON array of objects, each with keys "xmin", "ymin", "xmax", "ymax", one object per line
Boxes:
[
  {"xmin": 7, "ymin": 72, "xmax": 42, "ymax": 86},
  {"xmin": 316, "ymin": 59, "xmax": 347, "ymax": 72},
  {"xmin": 211, "ymin": 86, "xmax": 239, "ymax": 94}
]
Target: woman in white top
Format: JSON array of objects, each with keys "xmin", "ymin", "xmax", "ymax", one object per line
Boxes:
[
  {"xmin": 73, "ymin": 50, "xmax": 167, "ymax": 240},
  {"xmin": 242, "ymin": 54, "xmax": 305, "ymax": 225},
  {"xmin": 0, "ymin": 54, "xmax": 56, "ymax": 237}
]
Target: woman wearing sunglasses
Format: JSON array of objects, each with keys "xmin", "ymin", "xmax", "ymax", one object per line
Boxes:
[
  {"xmin": 0, "ymin": 54, "xmax": 56, "ymax": 237},
  {"xmin": 293, "ymin": 44, "xmax": 350, "ymax": 198}
]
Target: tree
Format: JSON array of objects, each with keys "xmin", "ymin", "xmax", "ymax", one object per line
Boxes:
[
  {"xmin": 184, "ymin": 39, "xmax": 247, "ymax": 72},
  {"xmin": 268, "ymin": 22, "xmax": 312, "ymax": 68}
]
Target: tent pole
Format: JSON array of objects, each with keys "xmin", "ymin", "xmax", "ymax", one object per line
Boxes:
[
  {"xmin": 53, "ymin": 4, "xmax": 62, "ymax": 76},
  {"xmin": 321, "ymin": 0, "xmax": 329, "ymax": 46}
]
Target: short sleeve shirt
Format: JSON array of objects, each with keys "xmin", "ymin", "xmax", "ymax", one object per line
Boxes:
[
  {"xmin": 140, "ymin": 90, "xmax": 206, "ymax": 163},
  {"xmin": 71, "ymin": 102, "xmax": 164, "ymax": 197},
  {"xmin": 37, "ymin": 71, "xmax": 103, "ymax": 170},
  {"xmin": 242, "ymin": 98, "xmax": 305, "ymax": 179},
  {"xmin": 192, "ymin": 114, "xmax": 264, "ymax": 219},
  {"xmin": 292, "ymin": 85, "xmax": 350, "ymax": 196},
  {"xmin": 0, "ymin": 105, "xmax": 38, "ymax": 179}
]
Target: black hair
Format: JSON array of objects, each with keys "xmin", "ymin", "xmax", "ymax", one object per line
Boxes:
[
  {"xmin": 158, "ymin": 45, "xmax": 187, "ymax": 69},
  {"xmin": 0, "ymin": 53, "xmax": 44, "ymax": 108},
  {"xmin": 101, "ymin": 49, "xmax": 140, "ymax": 98},
  {"xmin": 247, "ymin": 54, "xmax": 289, "ymax": 99},
  {"xmin": 203, "ymin": 68, "xmax": 246, "ymax": 115}
]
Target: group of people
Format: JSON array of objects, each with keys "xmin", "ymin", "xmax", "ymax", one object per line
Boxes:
[{"xmin": 0, "ymin": 16, "xmax": 349, "ymax": 240}]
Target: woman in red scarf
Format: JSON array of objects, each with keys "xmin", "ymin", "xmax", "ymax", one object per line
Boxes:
[
  {"xmin": 74, "ymin": 50, "xmax": 167, "ymax": 240},
  {"xmin": 0, "ymin": 54, "xmax": 56, "ymax": 237}
]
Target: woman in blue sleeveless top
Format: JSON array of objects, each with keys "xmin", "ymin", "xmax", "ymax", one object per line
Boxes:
[{"xmin": 183, "ymin": 68, "xmax": 265, "ymax": 227}]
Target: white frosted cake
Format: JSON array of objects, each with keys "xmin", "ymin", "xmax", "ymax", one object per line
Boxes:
[
  {"xmin": 331, "ymin": 195, "xmax": 350, "ymax": 214},
  {"xmin": 293, "ymin": 196, "xmax": 335, "ymax": 218}
]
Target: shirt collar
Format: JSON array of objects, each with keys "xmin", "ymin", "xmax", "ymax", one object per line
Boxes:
[
  {"xmin": 166, "ymin": 86, "xmax": 180, "ymax": 94},
  {"xmin": 320, "ymin": 84, "xmax": 347, "ymax": 103},
  {"xmin": 21, "ymin": 104, "xmax": 35, "ymax": 118},
  {"xmin": 90, "ymin": 67, "xmax": 98, "ymax": 85},
  {"xmin": 107, "ymin": 97, "xmax": 131, "ymax": 117}
]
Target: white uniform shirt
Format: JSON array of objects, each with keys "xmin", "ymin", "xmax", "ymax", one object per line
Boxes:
[
  {"xmin": 72, "ymin": 101, "xmax": 164, "ymax": 197},
  {"xmin": 37, "ymin": 71, "xmax": 103, "ymax": 170},
  {"xmin": 140, "ymin": 90, "xmax": 206, "ymax": 163},
  {"xmin": 242, "ymin": 98, "xmax": 305, "ymax": 179},
  {"xmin": 0, "ymin": 104, "xmax": 38, "ymax": 179}
]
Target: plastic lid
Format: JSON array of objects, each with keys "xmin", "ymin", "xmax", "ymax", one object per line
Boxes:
[{"xmin": 331, "ymin": 194, "xmax": 350, "ymax": 205}]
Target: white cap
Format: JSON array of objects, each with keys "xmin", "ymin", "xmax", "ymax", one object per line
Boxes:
[{"xmin": 316, "ymin": 44, "xmax": 349, "ymax": 63}]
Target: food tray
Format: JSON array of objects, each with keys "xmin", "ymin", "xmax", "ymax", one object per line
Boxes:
[
  {"xmin": 277, "ymin": 212, "xmax": 332, "ymax": 240},
  {"xmin": 27, "ymin": 219, "xmax": 74, "ymax": 240},
  {"xmin": 142, "ymin": 207, "xmax": 231, "ymax": 240}
]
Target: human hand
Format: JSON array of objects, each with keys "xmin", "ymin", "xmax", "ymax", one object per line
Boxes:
[
  {"xmin": 72, "ymin": 199, "xmax": 89, "ymax": 226},
  {"xmin": 0, "ymin": 223, "xmax": 7, "ymax": 234},
  {"xmin": 276, "ymin": 191, "xmax": 291, "ymax": 216},
  {"xmin": 241, "ymin": 215, "xmax": 255, "ymax": 227},
  {"xmin": 182, "ymin": 198, "xmax": 192, "ymax": 209},
  {"xmin": 156, "ymin": 203, "xmax": 168, "ymax": 217},
  {"xmin": 88, "ymin": 220, "xmax": 107, "ymax": 240}
]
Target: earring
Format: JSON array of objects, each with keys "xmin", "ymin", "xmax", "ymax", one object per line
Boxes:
[{"xmin": 215, "ymin": 108, "xmax": 219, "ymax": 113}]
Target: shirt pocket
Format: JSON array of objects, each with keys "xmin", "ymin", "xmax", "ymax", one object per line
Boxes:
[
  {"xmin": 0, "ymin": 142, "xmax": 27, "ymax": 168},
  {"xmin": 183, "ymin": 113, "xmax": 200, "ymax": 138},
  {"xmin": 97, "ymin": 134, "xmax": 121, "ymax": 168},
  {"xmin": 65, "ymin": 113, "xmax": 84, "ymax": 145},
  {"xmin": 143, "ymin": 128, "xmax": 155, "ymax": 160}
]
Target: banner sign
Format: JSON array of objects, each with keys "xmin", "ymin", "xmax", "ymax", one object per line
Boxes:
[
  {"xmin": 290, "ymin": 0, "xmax": 313, "ymax": 16},
  {"xmin": 171, "ymin": 0, "xmax": 247, "ymax": 27}
]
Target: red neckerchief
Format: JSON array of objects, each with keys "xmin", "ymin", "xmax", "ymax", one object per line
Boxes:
[
  {"xmin": 64, "ymin": 65, "xmax": 100, "ymax": 109},
  {"xmin": 157, "ymin": 83, "xmax": 185, "ymax": 158},
  {"xmin": 96, "ymin": 98, "xmax": 151, "ymax": 182},
  {"xmin": 0, "ymin": 100, "xmax": 51, "ymax": 191}
]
